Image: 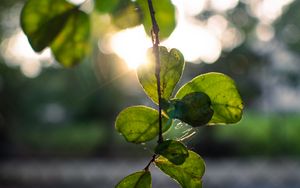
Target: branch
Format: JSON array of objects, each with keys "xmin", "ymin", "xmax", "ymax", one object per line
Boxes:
[{"xmin": 147, "ymin": 0, "xmax": 163, "ymax": 144}]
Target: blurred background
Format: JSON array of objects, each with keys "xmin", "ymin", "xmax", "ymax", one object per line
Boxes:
[{"xmin": 1, "ymin": 0, "xmax": 300, "ymax": 187}]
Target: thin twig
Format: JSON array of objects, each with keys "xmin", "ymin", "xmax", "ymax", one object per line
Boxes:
[
  {"xmin": 144, "ymin": 154, "xmax": 157, "ymax": 171},
  {"xmin": 147, "ymin": 0, "xmax": 163, "ymax": 144}
]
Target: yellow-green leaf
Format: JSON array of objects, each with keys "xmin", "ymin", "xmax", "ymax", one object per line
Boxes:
[
  {"xmin": 111, "ymin": 0, "xmax": 142, "ymax": 29},
  {"xmin": 155, "ymin": 150, "xmax": 205, "ymax": 188},
  {"xmin": 116, "ymin": 170, "xmax": 151, "ymax": 188},
  {"xmin": 94, "ymin": 0, "xmax": 120, "ymax": 13},
  {"xmin": 136, "ymin": 0, "xmax": 176, "ymax": 39},
  {"xmin": 137, "ymin": 46, "xmax": 185, "ymax": 104},
  {"xmin": 50, "ymin": 10, "xmax": 90, "ymax": 67},
  {"xmin": 115, "ymin": 106, "xmax": 171, "ymax": 143}
]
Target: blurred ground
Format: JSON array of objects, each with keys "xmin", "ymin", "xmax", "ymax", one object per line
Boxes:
[{"xmin": 1, "ymin": 158, "xmax": 300, "ymax": 188}]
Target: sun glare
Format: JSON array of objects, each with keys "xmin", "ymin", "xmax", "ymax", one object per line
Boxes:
[
  {"xmin": 163, "ymin": 18, "xmax": 221, "ymax": 63},
  {"xmin": 211, "ymin": 0, "xmax": 239, "ymax": 12},
  {"xmin": 109, "ymin": 25, "xmax": 151, "ymax": 69},
  {"xmin": 109, "ymin": 1, "xmax": 223, "ymax": 66},
  {"xmin": 67, "ymin": 0, "xmax": 85, "ymax": 5},
  {"xmin": 172, "ymin": 0, "xmax": 207, "ymax": 16},
  {"xmin": 107, "ymin": 0, "xmax": 294, "ymax": 67}
]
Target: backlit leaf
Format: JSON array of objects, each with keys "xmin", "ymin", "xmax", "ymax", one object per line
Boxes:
[
  {"xmin": 137, "ymin": 0, "xmax": 176, "ymax": 39},
  {"xmin": 175, "ymin": 73, "xmax": 243, "ymax": 124},
  {"xmin": 111, "ymin": 0, "xmax": 142, "ymax": 29},
  {"xmin": 94, "ymin": 0, "xmax": 120, "ymax": 13},
  {"xmin": 116, "ymin": 170, "xmax": 151, "ymax": 188},
  {"xmin": 20, "ymin": 0, "xmax": 76, "ymax": 52},
  {"xmin": 155, "ymin": 140, "xmax": 188, "ymax": 165},
  {"xmin": 137, "ymin": 47, "xmax": 185, "ymax": 104},
  {"xmin": 115, "ymin": 106, "xmax": 171, "ymax": 143},
  {"xmin": 21, "ymin": 0, "xmax": 90, "ymax": 67},
  {"xmin": 155, "ymin": 150, "xmax": 205, "ymax": 188},
  {"xmin": 50, "ymin": 10, "xmax": 90, "ymax": 67}
]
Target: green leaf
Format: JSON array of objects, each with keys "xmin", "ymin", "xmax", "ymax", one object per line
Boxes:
[
  {"xmin": 155, "ymin": 140, "xmax": 189, "ymax": 165},
  {"xmin": 116, "ymin": 170, "xmax": 151, "ymax": 188},
  {"xmin": 94, "ymin": 0, "xmax": 120, "ymax": 13},
  {"xmin": 50, "ymin": 10, "xmax": 91, "ymax": 67},
  {"xmin": 115, "ymin": 106, "xmax": 171, "ymax": 143},
  {"xmin": 111, "ymin": 0, "xmax": 142, "ymax": 29},
  {"xmin": 20, "ymin": 0, "xmax": 76, "ymax": 52},
  {"xmin": 175, "ymin": 73, "xmax": 244, "ymax": 124},
  {"xmin": 155, "ymin": 150, "xmax": 205, "ymax": 188},
  {"xmin": 21, "ymin": 0, "xmax": 91, "ymax": 67},
  {"xmin": 136, "ymin": 0, "xmax": 176, "ymax": 39},
  {"xmin": 137, "ymin": 46, "xmax": 185, "ymax": 104},
  {"xmin": 166, "ymin": 92, "xmax": 214, "ymax": 127}
]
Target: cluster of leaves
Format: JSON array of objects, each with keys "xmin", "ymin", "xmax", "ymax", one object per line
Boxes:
[
  {"xmin": 20, "ymin": 0, "xmax": 176, "ymax": 67},
  {"xmin": 20, "ymin": 0, "xmax": 244, "ymax": 187},
  {"xmin": 115, "ymin": 47, "xmax": 243, "ymax": 187}
]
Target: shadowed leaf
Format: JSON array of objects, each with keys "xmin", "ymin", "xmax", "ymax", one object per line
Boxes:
[
  {"xmin": 165, "ymin": 92, "xmax": 214, "ymax": 127},
  {"xmin": 21, "ymin": 0, "xmax": 90, "ymax": 67},
  {"xmin": 175, "ymin": 73, "xmax": 243, "ymax": 125},
  {"xmin": 20, "ymin": 0, "xmax": 76, "ymax": 52},
  {"xmin": 155, "ymin": 140, "xmax": 189, "ymax": 165}
]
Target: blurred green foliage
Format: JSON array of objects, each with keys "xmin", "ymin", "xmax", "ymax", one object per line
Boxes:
[
  {"xmin": 193, "ymin": 112, "xmax": 300, "ymax": 157},
  {"xmin": 13, "ymin": 122, "xmax": 108, "ymax": 155},
  {"xmin": 275, "ymin": 0, "xmax": 300, "ymax": 52}
]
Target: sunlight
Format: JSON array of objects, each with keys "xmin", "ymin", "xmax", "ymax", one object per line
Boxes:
[
  {"xmin": 109, "ymin": 25, "xmax": 151, "ymax": 69},
  {"xmin": 108, "ymin": 0, "xmax": 223, "ymax": 66},
  {"xmin": 211, "ymin": 0, "xmax": 239, "ymax": 12},
  {"xmin": 163, "ymin": 18, "xmax": 221, "ymax": 63},
  {"xmin": 67, "ymin": 0, "xmax": 85, "ymax": 5},
  {"xmin": 171, "ymin": 0, "xmax": 207, "ymax": 16},
  {"xmin": 0, "ymin": 30, "xmax": 52, "ymax": 78}
]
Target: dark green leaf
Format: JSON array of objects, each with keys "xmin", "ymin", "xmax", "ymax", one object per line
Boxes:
[
  {"xmin": 137, "ymin": 46, "xmax": 185, "ymax": 104},
  {"xmin": 136, "ymin": 0, "xmax": 176, "ymax": 39},
  {"xmin": 116, "ymin": 170, "xmax": 151, "ymax": 188},
  {"xmin": 155, "ymin": 150, "xmax": 205, "ymax": 188},
  {"xmin": 155, "ymin": 140, "xmax": 188, "ymax": 165},
  {"xmin": 21, "ymin": 0, "xmax": 91, "ymax": 67},
  {"xmin": 111, "ymin": 1, "xmax": 142, "ymax": 29},
  {"xmin": 20, "ymin": 0, "xmax": 76, "ymax": 52},
  {"xmin": 115, "ymin": 106, "xmax": 171, "ymax": 143},
  {"xmin": 94, "ymin": 0, "xmax": 120, "ymax": 13},
  {"xmin": 50, "ymin": 10, "xmax": 91, "ymax": 67},
  {"xmin": 175, "ymin": 73, "xmax": 243, "ymax": 124},
  {"xmin": 166, "ymin": 92, "xmax": 214, "ymax": 127}
]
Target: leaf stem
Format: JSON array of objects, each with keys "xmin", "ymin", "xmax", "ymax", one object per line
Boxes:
[{"xmin": 147, "ymin": 0, "xmax": 163, "ymax": 144}]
